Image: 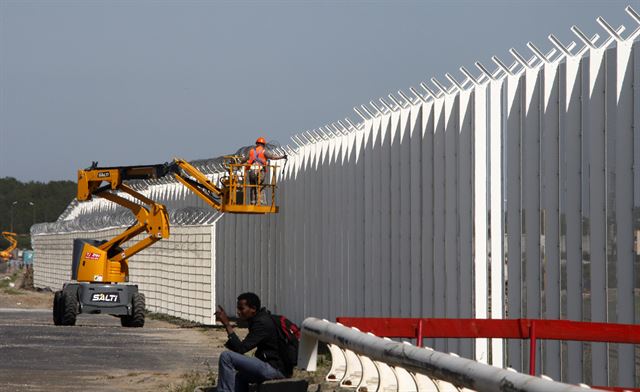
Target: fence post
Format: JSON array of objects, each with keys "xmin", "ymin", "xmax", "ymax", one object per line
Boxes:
[{"xmin": 529, "ymin": 320, "xmax": 537, "ymax": 375}]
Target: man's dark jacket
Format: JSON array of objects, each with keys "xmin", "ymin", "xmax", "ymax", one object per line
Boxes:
[{"xmin": 224, "ymin": 308, "xmax": 288, "ymax": 376}]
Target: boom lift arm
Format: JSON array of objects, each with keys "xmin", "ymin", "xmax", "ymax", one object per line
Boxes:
[
  {"xmin": 0, "ymin": 232, "xmax": 17, "ymax": 261},
  {"xmin": 74, "ymin": 156, "xmax": 279, "ymax": 283}
]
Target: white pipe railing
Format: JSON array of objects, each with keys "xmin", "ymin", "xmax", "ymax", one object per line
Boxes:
[{"xmin": 298, "ymin": 318, "xmax": 602, "ymax": 392}]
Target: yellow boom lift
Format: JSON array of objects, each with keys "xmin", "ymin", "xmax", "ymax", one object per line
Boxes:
[
  {"xmin": 53, "ymin": 156, "xmax": 279, "ymax": 327},
  {"xmin": 0, "ymin": 232, "xmax": 18, "ymax": 261}
]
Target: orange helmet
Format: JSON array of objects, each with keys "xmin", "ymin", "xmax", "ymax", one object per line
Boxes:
[{"xmin": 256, "ymin": 137, "xmax": 266, "ymax": 145}]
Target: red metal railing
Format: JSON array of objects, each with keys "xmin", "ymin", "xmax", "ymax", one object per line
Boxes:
[{"xmin": 336, "ymin": 317, "xmax": 640, "ymax": 391}]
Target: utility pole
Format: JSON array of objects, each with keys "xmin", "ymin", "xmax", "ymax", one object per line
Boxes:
[
  {"xmin": 29, "ymin": 201, "xmax": 36, "ymax": 225},
  {"xmin": 10, "ymin": 201, "xmax": 18, "ymax": 232}
]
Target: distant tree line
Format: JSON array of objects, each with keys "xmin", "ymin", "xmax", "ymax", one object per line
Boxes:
[{"xmin": 0, "ymin": 177, "xmax": 76, "ymax": 249}]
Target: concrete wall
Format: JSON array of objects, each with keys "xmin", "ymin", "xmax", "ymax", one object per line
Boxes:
[{"xmin": 32, "ymin": 225, "xmax": 215, "ymax": 325}]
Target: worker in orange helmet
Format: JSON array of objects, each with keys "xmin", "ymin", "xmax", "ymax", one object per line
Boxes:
[{"xmin": 243, "ymin": 137, "xmax": 286, "ymax": 205}]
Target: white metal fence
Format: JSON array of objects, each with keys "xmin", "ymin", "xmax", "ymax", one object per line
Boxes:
[{"xmin": 216, "ymin": 10, "xmax": 640, "ymax": 387}]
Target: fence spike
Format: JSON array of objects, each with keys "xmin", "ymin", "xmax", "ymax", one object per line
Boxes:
[
  {"xmin": 299, "ymin": 132, "xmax": 312, "ymax": 144},
  {"xmin": 388, "ymin": 93, "xmax": 407, "ymax": 109},
  {"xmin": 367, "ymin": 101, "xmax": 384, "ymax": 115},
  {"xmin": 327, "ymin": 123, "xmax": 341, "ymax": 136},
  {"xmin": 430, "ymin": 77, "xmax": 451, "ymax": 94},
  {"xmin": 379, "ymin": 97, "xmax": 396, "ymax": 112},
  {"xmin": 398, "ymin": 89, "xmax": 417, "ymax": 106},
  {"xmin": 324, "ymin": 124, "xmax": 344, "ymax": 137},
  {"xmin": 445, "ymin": 73, "xmax": 464, "ymax": 90},
  {"xmin": 344, "ymin": 118, "xmax": 362, "ymax": 131},
  {"xmin": 409, "ymin": 86, "xmax": 429, "ymax": 103},
  {"xmin": 324, "ymin": 125, "xmax": 338, "ymax": 138},
  {"xmin": 300, "ymin": 131, "xmax": 313, "ymax": 143},
  {"xmin": 333, "ymin": 122, "xmax": 349, "ymax": 135},
  {"xmin": 627, "ymin": 5, "xmax": 640, "ymax": 23},
  {"xmin": 354, "ymin": 107, "xmax": 370, "ymax": 121},
  {"xmin": 322, "ymin": 125, "xmax": 336, "ymax": 137},
  {"xmin": 459, "ymin": 66, "xmax": 484, "ymax": 85},
  {"xmin": 338, "ymin": 119, "xmax": 350, "ymax": 132},
  {"xmin": 492, "ymin": 56, "xmax": 515, "ymax": 75},
  {"xmin": 332, "ymin": 123, "xmax": 348, "ymax": 136},
  {"xmin": 324, "ymin": 123, "xmax": 344, "ymax": 136},
  {"xmin": 337, "ymin": 120, "xmax": 352, "ymax": 133},
  {"xmin": 292, "ymin": 134, "xmax": 305, "ymax": 146},
  {"xmin": 597, "ymin": 16, "xmax": 623, "ymax": 40},
  {"xmin": 302, "ymin": 132, "xmax": 315, "ymax": 144},
  {"xmin": 509, "ymin": 48, "xmax": 533, "ymax": 67},
  {"xmin": 419, "ymin": 81, "xmax": 441, "ymax": 98},
  {"xmin": 313, "ymin": 129, "xmax": 328, "ymax": 141},
  {"xmin": 305, "ymin": 131, "xmax": 317, "ymax": 143},
  {"xmin": 321, "ymin": 125, "xmax": 335, "ymax": 138},
  {"xmin": 571, "ymin": 25, "xmax": 597, "ymax": 48},
  {"xmin": 548, "ymin": 34, "xmax": 573, "ymax": 56},
  {"xmin": 361, "ymin": 104, "xmax": 377, "ymax": 118},
  {"xmin": 475, "ymin": 61, "xmax": 500, "ymax": 80},
  {"xmin": 626, "ymin": 5, "xmax": 640, "ymax": 40}
]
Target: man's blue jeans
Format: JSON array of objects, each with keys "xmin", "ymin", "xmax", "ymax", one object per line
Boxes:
[{"xmin": 217, "ymin": 351, "xmax": 284, "ymax": 392}]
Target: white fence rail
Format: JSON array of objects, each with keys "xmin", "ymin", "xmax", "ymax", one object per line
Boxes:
[{"xmin": 298, "ymin": 318, "xmax": 599, "ymax": 392}]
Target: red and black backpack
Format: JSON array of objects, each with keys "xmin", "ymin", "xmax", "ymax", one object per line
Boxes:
[{"xmin": 270, "ymin": 314, "xmax": 300, "ymax": 375}]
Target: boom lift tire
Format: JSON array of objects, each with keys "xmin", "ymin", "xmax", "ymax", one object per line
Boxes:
[
  {"xmin": 120, "ymin": 292, "xmax": 145, "ymax": 328},
  {"xmin": 52, "ymin": 291, "xmax": 64, "ymax": 325},
  {"xmin": 61, "ymin": 290, "xmax": 78, "ymax": 326}
]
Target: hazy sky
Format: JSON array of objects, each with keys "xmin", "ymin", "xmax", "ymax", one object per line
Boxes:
[{"xmin": 1, "ymin": 0, "xmax": 636, "ymax": 182}]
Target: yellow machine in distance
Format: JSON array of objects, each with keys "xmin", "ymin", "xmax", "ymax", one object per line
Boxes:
[
  {"xmin": 54, "ymin": 156, "xmax": 280, "ymax": 327},
  {"xmin": 0, "ymin": 232, "xmax": 17, "ymax": 261}
]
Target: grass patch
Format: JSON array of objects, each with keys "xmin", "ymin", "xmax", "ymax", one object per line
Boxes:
[
  {"xmin": 165, "ymin": 362, "xmax": 216, "ymax": 392},
  {"xmin": 0, "ymin": 271, "xmax": 19, "ymax": 289},
  {"xmin": 0, "ymin": 270, "xmax": 29, "ymax": 295},
  {"xmin": 293, "ymin": 353, "xmax": 331, "ymax": 385},
  {"xmin": 2, "ymin": 287, "xmax": 24, "ymax": 295}
]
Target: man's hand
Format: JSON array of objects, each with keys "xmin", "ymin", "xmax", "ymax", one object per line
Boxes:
[{"xmin": 215, "ymin": 305, "xmax": 230, "ymax": 326}]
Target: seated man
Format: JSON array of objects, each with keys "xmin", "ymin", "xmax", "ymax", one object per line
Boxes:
[{"xmin": 215, "ymin": 292, "xmax": 286, "ymax": 392}]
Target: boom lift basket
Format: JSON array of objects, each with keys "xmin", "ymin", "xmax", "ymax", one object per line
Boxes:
[
  {"xmin": 220, "ymin": 160, "xmax": 279, "ymax": 214},
  {"xmin": 170, "ymin": 156, "xmax": 279, "ymax": 214}
]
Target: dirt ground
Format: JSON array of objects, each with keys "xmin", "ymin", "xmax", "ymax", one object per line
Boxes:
[
  {"xmin": 0, "ymin": 271, "xmax": 328, "ymax": 392},
  {"xmin": 0, "ymin": 268, "xmax": 228, "ymax": 391}
]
